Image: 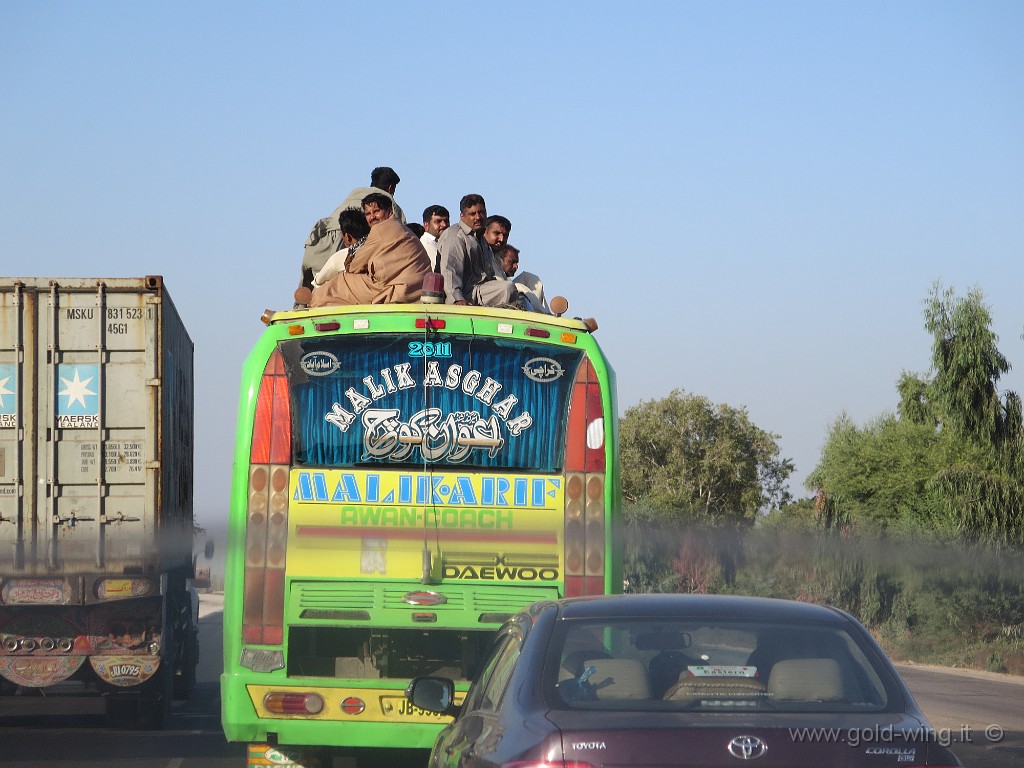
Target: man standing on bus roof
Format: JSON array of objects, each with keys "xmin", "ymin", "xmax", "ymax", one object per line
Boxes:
[
  {"xmin": 309, "ymin": 197, "xmax": 431, "ymax": 308},
  {"xmin": 438, "ymin": 194, "xmax": 520, "ymax": 308},
  {"xmin": 296, "ymin": 167, "xmax": 406, "ymax": 304},
  {"xmin": 336, "ymin": 166, "xmax": 406, "ymax": 223}
]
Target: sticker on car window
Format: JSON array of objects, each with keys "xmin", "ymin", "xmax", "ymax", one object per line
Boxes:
[{"xmin": 685, "ymin": 665, "xmax": 758, "ymax": 677}]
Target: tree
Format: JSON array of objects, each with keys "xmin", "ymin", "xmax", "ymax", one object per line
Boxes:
[
  {"xmin": 805, "ymin": 412, "xmax": 970, "ymax": 536},
  {"xmin": 811, "ymin": 283, "xmax": 1023, "ymax": 546},
  {"xmin": 923, "ymin": 283, "xmax": 1012, "ymax": 449},
  {"xmin": 619, "ymin": 389, "xmax": 793, "ymax": 525}
]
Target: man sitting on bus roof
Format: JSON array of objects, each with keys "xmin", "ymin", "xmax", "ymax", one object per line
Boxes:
[
  {"xmin": 309, "ymin": 194, "xmax": 431, "ymax": 307},
  {"xmin": 438, "ymin": 194, "xmax": 522, "ymax": 308},
  {"xmin": 309, "ymin": 209, "xmax": 371, "ymax": 290},
  {"xmin": 296, "ymin": 167, "xmax": 406, "ymax": 305},
  {"xmin": 496, "ymin": 244, "xmax": 552, "ymax": 314}
]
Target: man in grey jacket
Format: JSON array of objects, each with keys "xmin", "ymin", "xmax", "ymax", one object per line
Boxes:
[{"xmin": 438, "ymin": 194, "xmax": 520, "ymax": 308}]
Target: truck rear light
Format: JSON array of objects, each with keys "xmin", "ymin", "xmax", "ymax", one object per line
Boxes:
[
  {"xmin": 244, "ymin": 348, "xmax": 290, "ymax": 646},
  {"xmin": 564, "ymin": 358, "xmax": 606, "ymax": 598},
  {"xmin": 264, "ymin": 691, "xmax": 324, "ymax": 715}
]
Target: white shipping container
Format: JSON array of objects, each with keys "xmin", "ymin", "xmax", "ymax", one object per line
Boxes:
[{"xmin": 0, "ymin": 276, "xmax": 194, "ymax": 580}]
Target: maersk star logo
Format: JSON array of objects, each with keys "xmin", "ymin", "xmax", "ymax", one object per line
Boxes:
[
  {"xmin": 59, "ymin": 367, "xmax": 97, "ymax": 409},
  {"xmin": 56, "ymin": 365, "xmax": 99, "ymax": 428},
  {"xmin": 0, "ymin": 373, "xmax": 13, "ymax": 410},
  {"xmin": 0, "ymin": 365, "xmax": 15, "ymax": 426}
]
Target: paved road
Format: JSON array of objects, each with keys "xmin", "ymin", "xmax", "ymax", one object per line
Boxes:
[
  {"xmin": 898, "ymin": 662, "xmax": 1024, "ymax": 767},
  {"xmin": 0, "ymin": 591, "xmax": 242, "ymax": 768}
]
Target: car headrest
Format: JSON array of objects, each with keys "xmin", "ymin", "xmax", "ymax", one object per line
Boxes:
[
  {"xmin": 768, "ymin": 658, "xmax": 844, "ymax": 701},
  {"xmin": 587, "ymin": 659, "xmax": 651, "ymax": 700}
]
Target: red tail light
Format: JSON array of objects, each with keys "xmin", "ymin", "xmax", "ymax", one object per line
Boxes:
[
  {"xmin": 263, "ymin": 692, "xmax": 324, "ymax": 715},
  {"xmin": 244, "ymin": 348, "xmax": 291, "ymax": 645},
  {"xmin": 564, "ymin": 358, "xmax": 606, "ymax": 597}
]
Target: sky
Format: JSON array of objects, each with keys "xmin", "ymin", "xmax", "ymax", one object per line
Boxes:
[{"xmin": 2, "ymin": 2, "xmax": 1022, "ymax": 532}]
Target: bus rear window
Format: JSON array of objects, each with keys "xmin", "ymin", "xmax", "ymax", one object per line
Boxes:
[{"xmin": 280, "ymin": 335, "xmax": 584, "ymax": 472}]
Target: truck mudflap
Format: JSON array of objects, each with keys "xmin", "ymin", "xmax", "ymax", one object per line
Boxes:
[
  {"xmin": 0, "ymin": 655, "xmax": 86, "ymax": 686},
  {"xmin": 90, "ymin": 654, "xmax": 161, "ymax": 686}
]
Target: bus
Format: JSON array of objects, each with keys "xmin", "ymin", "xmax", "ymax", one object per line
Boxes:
[{"xmin": 221, "ymin": 301, "xmax": 620, "ymax": 768}]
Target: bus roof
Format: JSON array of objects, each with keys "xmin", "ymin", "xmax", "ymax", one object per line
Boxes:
[{"xmin": 262, "ymin": 303, "xmax": 599, "ymax": 333}]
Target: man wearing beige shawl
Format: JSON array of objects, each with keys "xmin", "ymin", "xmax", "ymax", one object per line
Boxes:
[{"xmin": 309, "ymin": 210, "xmax": 431, "ymax": 307}]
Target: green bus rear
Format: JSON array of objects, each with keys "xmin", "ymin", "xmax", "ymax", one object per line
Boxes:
[{"xmin": 221, "ymin": 303, "xmax": 619, "ymax": 768}]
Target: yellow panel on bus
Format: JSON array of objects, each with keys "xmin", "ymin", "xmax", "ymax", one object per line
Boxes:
[{"xmin": 286, "ymin": 469, "xmax": 564, "ymax": 582}]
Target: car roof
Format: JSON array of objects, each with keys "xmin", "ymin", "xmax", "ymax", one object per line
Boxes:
[{"xmin": 546, "ymin": 593, "xmax": 850, "ymax": 625}]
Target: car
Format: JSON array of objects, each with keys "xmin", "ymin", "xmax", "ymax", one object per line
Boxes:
[{"xmin": 405, "ymin": 593, "xmax": 962, "ymax": 767}]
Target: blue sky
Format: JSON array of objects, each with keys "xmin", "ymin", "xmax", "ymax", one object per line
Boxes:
[{"xmin": 2, "ymin": 2, "xmax": 1021, "ymax": 528}]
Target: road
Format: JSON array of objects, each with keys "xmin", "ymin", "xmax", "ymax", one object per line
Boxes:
[
  {"xmin": 0, "ymin": 592, "xmax": 243, "ymax": 768},
  {"xmin": 898, "ymin": 662, "xmax": 1024, "ymax": 767},
  {"xmin": 1, "ymin": 594, "xmax": 1021, "ymax": 767}
]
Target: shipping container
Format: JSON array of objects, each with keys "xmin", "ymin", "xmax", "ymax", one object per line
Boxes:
[{"xmin": 0, "ymin": 276, "xmax": 199, "ymax": 728}]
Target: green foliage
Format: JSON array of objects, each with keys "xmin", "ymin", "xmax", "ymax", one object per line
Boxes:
[
  {"xmin": 809, "ymin": 283, "xmax": 1024, "ymax": 546},
  {"xmin": 929, "ymin": 463, "xmax": 1024, "ymax": 545},
  {"xmin": 805, "ymin": 413, "xmax": 960, "ymax": 535},
  {"xmin": 896, "ymin": 372, "xmax": 934, "ymax": 426},
  {"xmin": 924, "ymin": 283, "xmax": 1010, "ymax": 447},
  {"xmin": 619, "ymin": 389, "xmax": 793, "ymax": 525},
  {"xmin": 759, "ymin": 496, "xmax": 820, "ymax": 531}
]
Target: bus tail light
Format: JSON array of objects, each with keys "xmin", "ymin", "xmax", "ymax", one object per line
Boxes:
[
  {"xmin": 564, "ymin": 358, "xmax": 606, "ymax": 598},
  {"xmin": 264, "ymin": 691, "xmax": 324, "ymax": 715},
  {"xmin": 244, "ymin": 348, "xmax": 291, "ymax": 646}
]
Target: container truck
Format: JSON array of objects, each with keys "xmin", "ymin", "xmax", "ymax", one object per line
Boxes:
[{"xmin": 0, "ymin": 276, "xmax": 198, "ymax": 728}]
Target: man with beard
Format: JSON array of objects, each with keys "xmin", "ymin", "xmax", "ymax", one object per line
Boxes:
[{"xmin": 309, "ymin": 194, "xmax": 430, "ymax": 307}]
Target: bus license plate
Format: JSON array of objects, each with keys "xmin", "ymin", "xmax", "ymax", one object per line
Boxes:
[{"xmin": 383, "ymin": 696, "xmax": 450, "ymax": 721}]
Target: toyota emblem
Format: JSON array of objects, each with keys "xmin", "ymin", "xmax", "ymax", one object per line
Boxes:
[{"xmin": 727, "ymin": 735, "xmax": 767, "ymax": 760}]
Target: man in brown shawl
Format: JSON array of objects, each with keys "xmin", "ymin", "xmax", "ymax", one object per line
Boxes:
[{"xmin": 309, "ymin": 194, "xmax": 431, "ymax": 307}]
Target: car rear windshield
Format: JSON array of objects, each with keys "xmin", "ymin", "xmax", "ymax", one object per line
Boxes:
[{"xmin": 550, "ymin": 618, "xmax": 891, "ymax": 713}]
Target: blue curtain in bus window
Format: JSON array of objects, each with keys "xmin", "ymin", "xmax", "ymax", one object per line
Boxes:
[{"xmin": 281, "ymin": 335, "xmax": 584, "ymax": 472}]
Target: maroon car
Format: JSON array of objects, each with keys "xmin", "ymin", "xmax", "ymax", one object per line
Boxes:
[{"xmin": 406, "ymin": 593, "xmax": 962, "ymax": 767}]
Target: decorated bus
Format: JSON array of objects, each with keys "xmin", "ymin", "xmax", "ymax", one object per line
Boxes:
[{"xmin": 220, "ymin": 301, "xmax": 619, "ymax": 768}]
